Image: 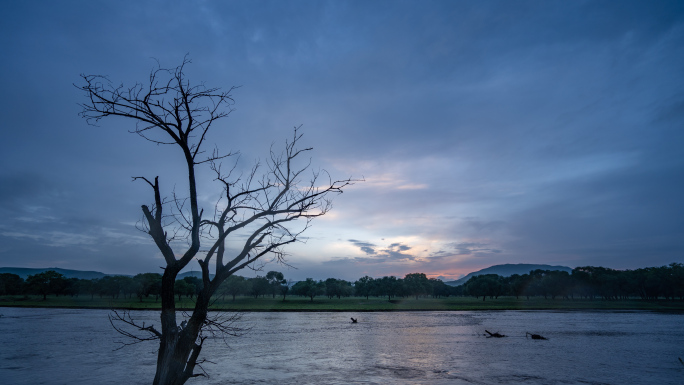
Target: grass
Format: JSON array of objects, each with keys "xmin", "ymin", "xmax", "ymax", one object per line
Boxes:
[{"xmin": 2, "ymin": 295, "xmax": 684, "ymax": 312}]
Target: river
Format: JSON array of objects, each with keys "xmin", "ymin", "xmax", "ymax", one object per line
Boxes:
[{"xmin": 0, "ymin": 308, "xmax": 682, "ymax": 384}]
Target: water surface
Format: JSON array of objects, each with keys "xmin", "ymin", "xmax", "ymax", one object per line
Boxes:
[{"xmin": 0, "ymin": 308, "xmax": 682, "ymax": 384}]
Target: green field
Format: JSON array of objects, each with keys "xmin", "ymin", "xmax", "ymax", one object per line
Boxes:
[{"xmin": 2, "ymin": 295, "xmax": 683, "ymax": 312}]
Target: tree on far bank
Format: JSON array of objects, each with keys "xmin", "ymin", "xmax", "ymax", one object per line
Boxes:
[
  {"xmin": 670, "ymin": 263, "xmax": 684, "ymax": 300},
  {"xmin": 265, "ymin": 271, "xmax": 286, "ymax": 298},
  {"xmin": 464, "ymin": 274, "xmax": 503, "ymax": 301},
  {"xmin": 174, "ymin": 280, "xmax": 194, "ymax": 301},
  {"xmin": 373, "ymin": 276, "xmax": 401, "ymax": 301},
  {"xmin": 292, "ymin": 278, "xmax": 324, "ymax": 301},
  {"xmin": 404, "ymin": 273, "xmax": 430, "ymax": 299},
  {"xmin": 134, "ymin": 273, "xmax": 163, "ymax": 302},
  {"xmin": 182, "ymin": 277, "xmax": 203, "ymax": 299},
  {"xmin": 0, "ymin": 273, "xmax": 24, "ymax": 295},
  {"xmin": 354, "ymin": 276, "xmax": 374, "ymax": 299},
  {"xmin": 26, "ymin": 271, "xmax": 67, "ymax": 300},
  {"xmin": 324, "ymin": 278, "xmax": 352, "ymax": 299},
  {"xmin": 218, "ymin": 275, "xmax": 246, "ymax": 301},
  {"xmin": 248, "ymin": 277, "xmax": 271, "ymax": 298},
  {"xmin": 81, "ymin": 279, "xmax": 99, "ymax": 299},
  {"xmin": 281, "ymin": 279, "xmax": 292, "ymax": 301},
  {"xmin": 429, "ymin": 278, "xmax": 450, "ymax": 298}
]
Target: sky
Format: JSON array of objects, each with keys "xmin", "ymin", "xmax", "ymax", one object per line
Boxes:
[{"xmin": 0, "ymin": 1, "xmax": 683, "ymax": 282}]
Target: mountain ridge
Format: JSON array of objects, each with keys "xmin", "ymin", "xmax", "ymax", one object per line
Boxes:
[
  {"xmin": 445, "ymin": 263, "xmax": 573, "ymax": 286},
  {"xmin": 0, "ymin": 267, "xmax": 213, "ymax": 280},
  {"xmin": 0, "ymin": 267, "xmax": 121, "ymax": 280}
]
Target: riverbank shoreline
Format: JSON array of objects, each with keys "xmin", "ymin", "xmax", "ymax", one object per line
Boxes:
[{"xmin": 2, "ymin": 295, "xmax": 683, "ymax": 312}]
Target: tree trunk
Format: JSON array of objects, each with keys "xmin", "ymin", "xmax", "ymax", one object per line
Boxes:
[{"xmin": 153, "ymin": 275, "xmax": 210, "ymax": 385}]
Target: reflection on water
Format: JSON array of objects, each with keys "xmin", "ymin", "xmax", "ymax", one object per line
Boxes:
[{"xmin": 0, "ymin": 308, "xmax": 682, "ymax": 384}]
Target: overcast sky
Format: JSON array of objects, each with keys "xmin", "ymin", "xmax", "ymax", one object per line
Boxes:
[{"xmin": 1, "ymin": 1, "xmax": 683, "ymax": 281}]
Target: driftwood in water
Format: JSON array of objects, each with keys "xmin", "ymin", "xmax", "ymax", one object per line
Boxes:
[
  {"xmin": 350, "ymin": 317, "xmax": 358, "ymax": 323},
  {"xmin": 679, "ymin": 357, "xmax": 684, "ymax": 366},
  {"xmin": 526, "ymin": 332, "xmax": 547, "ymax": 340},
  {"xmin": 485, "ymin": 330, "xmax": 506, "ymax": 338}
]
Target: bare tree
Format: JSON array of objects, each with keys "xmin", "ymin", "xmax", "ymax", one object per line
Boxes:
[{"xmin": 77, "ymin": 58, "xmax": 354, "ymax": 385}]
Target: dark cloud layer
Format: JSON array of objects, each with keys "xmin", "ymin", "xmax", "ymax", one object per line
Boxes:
[{"xmin": 0, "ymin": 1, "xmax": 683, "ymax": 279}]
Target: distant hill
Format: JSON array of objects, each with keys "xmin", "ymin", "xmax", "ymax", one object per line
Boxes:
[
  {"xmin": 1, "ymin": 267, "xmax": 218, "ymax": 281},
  {"xmin": 0, "ymin": 267, "xmax": 121, "ymax": 280},
  {"xmin": 445, "ymin": 263, "xmax": 573, "ymax": 286},
  {"xmin": 178, "ymin": 271, "xmax": 215, "ymax": 280}
]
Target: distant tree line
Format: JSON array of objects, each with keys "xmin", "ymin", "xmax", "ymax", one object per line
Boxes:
[
  {"xmin": 290, "ymin": 273, "xmax": 460, "ymax": 301},
  {"xmin": 291, "ymin": 273, "xmax": 462, "ymax": 301},
  {"xmin": 1, "ymin": 264, "xmax": 682, "ymax": 302},
  {"xmin": 0, "ymin": 270, "xmax": 458, "ymax": 301},
  {"xmin": 0, "ymin": 270, "xmax": 291, "ymax": 302},
  {"xmin": 462, "ymin": 264, "xmax": 684, "ymax": 301}
]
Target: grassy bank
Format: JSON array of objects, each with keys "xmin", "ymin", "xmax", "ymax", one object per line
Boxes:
[{"xmin": 2, "ymin": 295, "xmax": 684, "ymax": 311}]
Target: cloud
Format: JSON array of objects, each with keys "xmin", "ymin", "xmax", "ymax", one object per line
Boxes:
[
  {"xmin": 359, "ymin": 246, "xmax": 376, "ymax": 255},
  {"xmin": 348, "ymin": 239, "xmax": 376, "ymax": 248},
  {"xmin": 381, "ymin": 243, "xmax": 414, "ymax": 261},
  {"xmin": 445, "ymin": 242, "xmax": 501, "ymax": 256},
  {"xmin": 347, "ymin": 239, "xmax": 416, "ymax": 262},
  {"xmin": 348, "ymin": 239, "xmax": 377, "ymax": 255}
]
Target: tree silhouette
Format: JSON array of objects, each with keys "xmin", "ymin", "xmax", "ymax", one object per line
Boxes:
[
  {"xmin": 25, "ymin": 271, "xmax": 66, "ymax": 300},
  {"xmin": 78, "ymin": 57, "xmax": 355, "ymax": 385},
  {"xmin": 403, "ymin": 272, "xmax": 430, "ymax": 299},
  {"xmin": 353, "ymin": 276, "xmax": 374, "ymax": 299},
  {"xmin": 265, "ymin": 271, "xmax": 286, "ymax": 298},
  {"xmin": 0, "ymin": 273, "xmax": 24, "ymax": 296},
  {"xmin": 218, "ymin": 275, "xmax": 246, "ymax": 301},
  {"xmin": 292, "ymin": 278, "xmax": 324, "ymax": 301}
]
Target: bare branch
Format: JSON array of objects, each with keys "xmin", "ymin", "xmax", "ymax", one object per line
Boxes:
[{"xmin": 109, "ymin": 310, "xmax": 162, "ymax": 351}]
